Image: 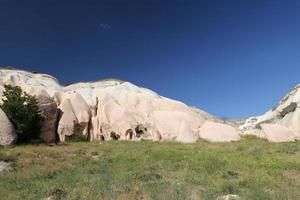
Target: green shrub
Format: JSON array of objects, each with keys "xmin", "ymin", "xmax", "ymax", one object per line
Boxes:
[
  {"xmin": 135, "ymin": 124, "xmax": 147, "ymax": 137},
  {"xmin": 0, "ymin": 85, "xmax": 42, "ymax": 143},
  {"xmin": 65, "ymin": 134, "xmax": 87, "ymax": 142},
  {"xmin": 110, "ymin": 131, "xmax": 118, "ymax": 140}
]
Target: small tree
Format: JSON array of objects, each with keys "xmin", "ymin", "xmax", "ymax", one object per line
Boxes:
[{"xmin": 0, "ymin": 85, "xmax": 42, "ymax": 143}]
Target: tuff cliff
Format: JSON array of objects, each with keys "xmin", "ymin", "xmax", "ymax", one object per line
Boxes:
[
  {"xmin": 240, "ymin": 84, "xmax": 300, "ymax": 142},
  {"xmin": 1, "ymin": 68, "xmax": 240, "ymax": 144},
  {"xmin": 4, "ymin": 67, "xmax": 299, "ymax": 144}
]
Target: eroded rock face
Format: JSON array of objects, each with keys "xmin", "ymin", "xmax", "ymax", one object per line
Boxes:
[
  {"xmin": 0, "ymin": 68, "xmax": 238, "ymax": 143},
  {"xmin": 0, "ymin": 68, "xmax": 62, "ymax": 98},
  {"xmin": 260, "ymin": 124, "xmax": 300, "ymax": 142},
  {"xmin": 36, "ymin": 92, "xmax": 58, "ymax": 142},
  {"xmin": 0, "ymin": 69, "xmax": 59, "ymax": 143},
  {"xmin": 89, "ymin": 97, "xmax": 99, "ymax": 141},
  {"xmin": 6, "ymin": 68, "xmax": 300, "ymax": 144},
  {"xmin": 22, "ymin": 87, "xmax": 58, "ymax": 143},
  {"xmin": 57, "ymin": 93, "xmax": 91, "ymax": 141},
  {"xmin": 65, "ymin": 80, "xmax": 217, "ymax": 142},
  {"xmin": 278, "ymin": 107, "xmax": 300, "ymax": 133},
  {"xmin": 199, "ymin": 121, "xmax": 240, "ymax": 142},
  {"xmin": 68, "ymin": 93, "xmax": 91, "ymax": 136},
  {"xmin": 57, "ymin": 99, "xmax": 77, "ymax": 141},
  {"xmin": 0, "ymin": 108, "xmax": 17, "ymax": 146},
  {"xmin": 240, "ymin": 83, "xmax": 300, "ymax": 142},
  {"xmin": 149, "ymin": 110, "xmax": 204, "ymax": 142}
]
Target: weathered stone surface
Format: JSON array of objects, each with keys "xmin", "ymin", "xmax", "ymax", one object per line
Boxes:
[
  {"xmin": 260, "ymin": 124, "xmax": 300, "ymax": 142},
  {"xmin": 37, "ymin": 93, "xmax": 57, "ymax": 143},
  {"xmin": 149, "ymin": 110, "xmax": 204, "ymax": 142},
  {"xmin": 57, "ymin": 99, "xmax": 77, "ymax": 142},
  {"xmin": 0, "ymin": 108, "xmax": 17, "ymax": 145},
  {"xmin": 280, "ymin": 102, "xmax": 297, "ymax": 117},
  {"xmin": 0, "ymin": 68, "xmax": 62, "ymax": 98},
  {"xmin": 199, "ymin": 121, "xmax": 240, "ymax": 142},
  {"xmin": 0, "ymin": 69, "xmax": 59, "ymax": 143},
  {"xmin": 68, "ymin": 93, "xmax": 91, "ymax": 135},
  {"xmin": 57, "ymin": 93, "xmax": 91, "ymax": 142},
  {"xmin": 21, "ymin": 86, "xmax": 58, "ymax": 143},
  {"xmin": 0, "ymin": 68, "xmax": 242, "ymax": 143},
  {"xmin": 240, "ymin": 83, "xmax": 300, "ymax": 135},
  {"xmin": 279, "ymin": 107, "xmax": 300, "ymax": 133},
  {"xmin": 0, "ymin": 68, "xmax": 259, "ymax": 144}
]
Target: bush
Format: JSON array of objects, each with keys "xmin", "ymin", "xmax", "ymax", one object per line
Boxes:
[
  {"xmin": 135, "ymin": 124, "xmax": 147, "ymax": 137},
  {"xmin": 0, "ymin": 85, "xmax": 42, "ymax": 143},
  {"xmin": 110, "ymin": 131, "xmax": 118, "ymax": 140},
  {"xmin": 65, "ymin": 134, "xmax": 87, "ymax": 142}
]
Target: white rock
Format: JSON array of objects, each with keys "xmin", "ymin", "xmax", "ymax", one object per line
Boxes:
[
  {"xmin": 240, "ymin": 83, "xmax": 300, "ymax": 135},
  {"xmin": 260, "ymin": 124, "xmax": 300, "ymax": 142},
  {"xmin": 278, "ymin": 107, "xmax": 300, "ymax": 133},
  {"xmin": 0, "ymin": 68, "xmax": 62, "ymax": 98},
  {"xmin": 0, "ymin": 108, "xmax": 17, "ymax": 145},
  {"xmin": 57, "ymin": 99, "xmax": 78, "ymax": 141},
  {"xmin": 0, "ymin": 68, "xmax": 236, "ymax": 143},
  {"xmin": 199, "ymin": 121, "xmax": 240, "ymax": 142},
  {"xmin": 149, "ymin": 110, "xmax": 204, "ymax": 142}
]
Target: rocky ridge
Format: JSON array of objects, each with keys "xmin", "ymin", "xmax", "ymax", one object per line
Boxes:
[
  {"xmin": 240, "ymin": 83, "xmax": 300, "ymax": 142},
  {"xmin": 1, "ymin": 68, "xmax": 299, "ymax": 145},
  {"xmin": 0, "ymin": 68, "xmax": 239, "ymax": 144}
]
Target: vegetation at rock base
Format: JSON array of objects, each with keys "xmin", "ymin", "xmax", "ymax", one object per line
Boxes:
[
  {"xmin": 0, "ymin": 137, "xmax": 299, "ymax": 200},
  {"xmin": 110, "ymin": 131, "xmax": 118, "ymax": 140},
  {"xmin": 0, "ymin": 84, "xmax": 42, "ymax": 143},
  {"xmin": 135, "ymin": 124, "xmax": 147, "ymax": 137}
]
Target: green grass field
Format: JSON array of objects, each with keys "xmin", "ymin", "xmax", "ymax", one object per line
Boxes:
[{"xmin": 0, "ymin": 137, "xmax": 299, "ymax": 200}]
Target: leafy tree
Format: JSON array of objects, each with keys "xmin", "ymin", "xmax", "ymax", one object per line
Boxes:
[{"xmin": 0, "ymin": 85, "xmax": 42, "ymax": 143}]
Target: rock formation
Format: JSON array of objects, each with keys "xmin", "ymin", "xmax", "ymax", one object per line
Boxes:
[
  {"xmin": 199, "ymin": 121, "xmax": 240, "ymax": 142},
  {"xmin": 3, "ymin": 67, "xmax": 300, "ymax": 144},
  {"xmin": 57, "ymin": 92, "xmax": 91, "ymax": 141},
  {"xmin": 0, "ymin": 108, "xmax": 17, "ymax": 145},
  {"xmin": 22, "ymin": 86, "xmax": 58, "ymax": 142},
  {"xmin": 240, "ymin": 83, "xmax": 300, "ymax": 142},
  {"xmin": 260, "ymin": 124, "xmax": 299, "ymax": 142},
  {"xmin": 0, "ymin": 68, "xmax": 233, "ymax": 143}
]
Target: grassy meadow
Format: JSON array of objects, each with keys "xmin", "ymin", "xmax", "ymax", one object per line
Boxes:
[{"xmin": 0, "ymin": 137, "xmax": 299, "ymax": 200}]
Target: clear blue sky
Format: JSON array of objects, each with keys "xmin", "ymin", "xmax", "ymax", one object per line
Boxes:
[{"xmin": 1, "ymin": 0, "xmax": 300, "ymax": 119}]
